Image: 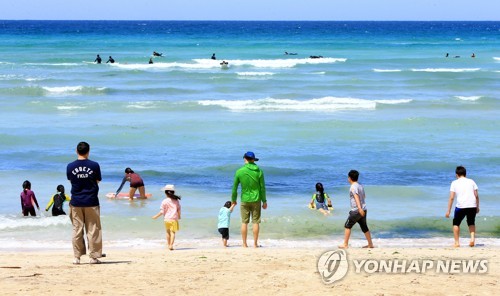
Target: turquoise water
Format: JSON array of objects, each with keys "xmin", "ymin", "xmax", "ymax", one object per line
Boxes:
[{"xmin": 0, "ymin": 21, "xmax": 499, "ymax": 249}]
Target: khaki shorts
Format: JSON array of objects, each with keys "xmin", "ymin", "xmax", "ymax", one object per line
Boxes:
[
  {"xmin": 164, "ymin": 220, "xmax": 179, "ymax": 232},
  {"xmin": 241, "ymin": 201, "xmax": 262, "ymax": 224}
]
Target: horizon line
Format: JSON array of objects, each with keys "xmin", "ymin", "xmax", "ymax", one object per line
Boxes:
[{"xmin": 1, "ymin": 19, "xmax": 499, "ymax": 22}]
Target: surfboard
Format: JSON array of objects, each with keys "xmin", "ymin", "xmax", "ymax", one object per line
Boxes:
[
  {"xmin": 220, "ymin": 62, "xmax": 229, "ymax": 69},
  {"xmin": 309, "ymin": 203, "xmax": 333, "ymax": 211},
  {"xmin": 106, "ymin": 192, "xmax": 153, "ymax": 199}
]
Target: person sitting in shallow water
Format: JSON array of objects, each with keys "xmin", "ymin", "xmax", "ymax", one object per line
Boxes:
[
  {"xmin": 106, "ymin": 56, "xmax": 115, "ymax": 63},
  {"xmin": 310, "ymin": 182, "xmax": 332, "ymax": 216}
]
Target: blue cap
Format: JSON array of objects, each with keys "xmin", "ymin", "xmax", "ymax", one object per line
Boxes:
[{"xmin": 243, "ymin": 151, "xmax": 259, "ymax": 161}]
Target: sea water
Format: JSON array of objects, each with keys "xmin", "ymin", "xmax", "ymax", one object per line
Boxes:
[{"xmin": 0, "ymin": 21, "xmax": 499, "ymax": 250}]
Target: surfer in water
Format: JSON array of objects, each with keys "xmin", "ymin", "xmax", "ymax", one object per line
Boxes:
[
  {"xmin": 94, "ymin": 54, "xmax": 102, "ymax": 64},
  {"xmin": 309, "ymin": 55, "xmax": 323, "ymax": 59},
  {"xmin": 285, "ymin": 52, "xmax": 298, "ymax": 55},
  {"xmin": 149, "ymin": 58, "xmax": 154, "ymax": 64},
  {"xmin": 106, "ymin": 56, "xmax": 115, "ymax": 63},
  {"xmin": 153, "ymin": 51, "xmax": 163, "ymax": 57},
  {"xmin": 115, "ymin": 167, "xmax": 146, "ymax": 200},
  {"xmin": 211, "ymin": 53, "xmax": 216, "ymax": 60}
]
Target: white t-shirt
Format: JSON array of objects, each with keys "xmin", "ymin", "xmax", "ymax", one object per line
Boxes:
[{"xmin": 450, "ymin": 177, "xmax": 478, "ymax": 208}]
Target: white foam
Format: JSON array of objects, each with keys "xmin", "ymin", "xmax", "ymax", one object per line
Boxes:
[
  {"xmin": 310, "ymin": 71, "xmax": 326, "ymax": 75},
  {"xmin": 56, "ymin": 106, "xmax": 86, "ymax": 110},
  {"xmin": 373, "ymin": 69, "xmax": 402, "ymax": 73},
  {"xmin": 236, "ymin": 72, "xmax": 275, "ymax": 76},
  {"xmin": 375, "ymin": 99, "xmax": 413, "ymax": 105},
  {"xmin": 25, "ymin": 62, "xmax": 80, "ymax": 66},
  {"xmin": 43, "ymin": 86, "xmax": 83, "ymax": 93},
  {"xmin": 0, "ymin": 215, "xmax": 70, "ymax": 231},
  {"xmin": 411, "ymin": 68, "xmax": 480, "ymax": 73},
  {"xmin": 494, "ymin": 57, "xmax": 500, "ymax": 61},
  {"xmin": 126, "ymin": 101, "xmax": 156, "ymax": 109},
  {"xmin": 455, "ymin": 96, "xmax": 482, "ymax": 101},
  {"xmin": 198, "ymin": 96, "xmax": 411, "ymax": 112}
]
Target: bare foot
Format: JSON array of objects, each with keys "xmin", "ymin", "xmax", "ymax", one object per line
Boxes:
[
  {"xmin": 254, "ymin": 244, "xmax": 262, "ymax": 248},
  {"xmin": 338, "ymin": 244, "xmax": 348, "ymax": 249},
  {"xmin": 242, "ymin": 244, "xmax": 248, "ymax": 248},
  {"xmin": 469, "ymin": 241, "xmax": 475, "ymax": 247},
  {"xmin": 453, "ymin": 244, "xmax": 460, "ymax": 248},
  {"xmin": 362, "ymin": 245, "xmax": 374, "ymax": 248}
]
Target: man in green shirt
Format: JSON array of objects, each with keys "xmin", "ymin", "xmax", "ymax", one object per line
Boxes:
[{"xmin": 232, "ymin": 151, "xmax": 267, "ymax": 248}]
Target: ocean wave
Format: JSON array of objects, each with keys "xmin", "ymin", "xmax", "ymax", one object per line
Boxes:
[
  {"xmin": 126, "ymin": 101, "xmax": 157, "ymax": 109},
  {"xmin": 56, "ymin": 105, "xmax": 86, "ymax": 110},
  {"xmin": 373, "ymin": 69, "xmax": 402, "ymax": 73},
  {"xmin": 411, "ymin": 68, "xmax": 480, "ymax": 73},
  {"xmin": 455, "ymin": 96, "xmax": 482, "ymax": 101},
  {"xmin": 375, "ymin": 99, "xmax": 413, "ymax": 105},
  {"xmin": 24, "ymin": 62, "xmax": 80, "ymax": 66},
  {"xmin": 197, "ymin": 97, "xmax": 411, "ymax": 112},
  {"xmin": 493, "ymin": 57, "xmax": 500, "ymax": 61},
  {"xmin": 0, "ymin": 215, "xmax": 71, "ymax": 231},
  {"xmin": 110, "ymin": 57, "xmax": 346, "ymax": 70},
  {"xmin": 42, "ymin": 86, "xmax": 107, "ymax": 95},
  {"xmin": 236, "ymin": 72, "xmax": 275, "ymax": 76}
]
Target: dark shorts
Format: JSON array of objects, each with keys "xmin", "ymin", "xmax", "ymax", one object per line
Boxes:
[
  {"xmin": 130, "ymin": 181, "xmax": 144, "ymax": 189},
  {"xmin": 218, "ymin": 228, "xmax": 229, "ymax": 240},
  {"xmin": 315, "ymin": 202, "xmax": 329, "ymax": 211},
  {"xmin": 22, "ymin": 207, "xmax": 36, "ymax": 217},
  {"xmin": 344, "ymin": 210, "xmax": 369, "ymax": 233},
  {"xmin": 453, "ymin": 207, "xmax": 477, "ymax": 226}
]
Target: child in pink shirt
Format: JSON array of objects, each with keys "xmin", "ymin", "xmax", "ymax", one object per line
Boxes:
[{"xmin": 152, "ymin": 184, "xmax": 181, "ymax": 250}]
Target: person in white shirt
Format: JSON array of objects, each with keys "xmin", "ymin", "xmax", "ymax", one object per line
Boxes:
[{"xmin": 445, "ymin": 166, "xmax": 479, "ymax": 247}]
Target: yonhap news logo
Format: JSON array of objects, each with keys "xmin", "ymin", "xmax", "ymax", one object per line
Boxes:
[
  {"xmin": 317, "ymin": 250, "xmax": 349, "ymax": 284},
  {"xmin": 318, "ymin": 249, "xmax": 488, "ymax": 284}
]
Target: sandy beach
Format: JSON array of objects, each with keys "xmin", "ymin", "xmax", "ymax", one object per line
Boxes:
[{"xmin": 0, "ymin": 246, "xmax": 497, "ymax": 295}]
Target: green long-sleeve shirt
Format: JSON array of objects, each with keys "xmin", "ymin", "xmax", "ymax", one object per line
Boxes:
[{"xmin": 231, "ymin": 163, "xmax": 266, "ymax": 203}]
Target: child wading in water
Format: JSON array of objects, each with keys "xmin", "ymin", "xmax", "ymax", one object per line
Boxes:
[
  {"xmin": 152, "ymin": 185, "xmax": 181, "ymax": 250},
  {"xmin": 45, "ymin": 184, "xmax": 71, "ymax": 216},
  {"xmin": 339, "ymin": 170, "xmax": 374, "ymax": 249},
  {"xmin": 309, "ymin": 182, "xmax": 333, "ymax": 216},
  {"xmin": 20, "ymin": 180, "xmax": 40, "ymax": 216},
  {"xmin": 218, "ymin": 201, "xmax": 236, "ymax": 247}
]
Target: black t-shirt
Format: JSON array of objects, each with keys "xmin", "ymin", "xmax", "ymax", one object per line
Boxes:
[{"xmin": 66, "ymin": 159, "xmax": 102, "ymax": 207}]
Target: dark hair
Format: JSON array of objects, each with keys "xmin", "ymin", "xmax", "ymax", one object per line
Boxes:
[
  {"xmin": 456, "ymin": 166, "xmax": 467, "ymax": 177},
  {"xmin": 77, "ymin": 142, "xmax": 90, "ymax": 156},
  {"xmin": 315, "ymin": 182, "xmax": 324, "ymax": 193},
  {"xmin": 224, "ymin": 201, "xmax": 232, "ymax": 208},
  {"xmin": 348, "ymin": 170, "xmax": 359, "ymax": 182},
  {"xmin": 125, "ymin": 167, "xmax": 134, "ymax": 174},
  {"xmin": 165, "ymin": 190, "xmax": 181, "ymax": 200},
  {"xmin": 56, "ymin": 184, "xmax": 65, "ymax": 193},
  {"xmin": 22, "ymin": 180, "xmax": 31, "ymax": 191}
]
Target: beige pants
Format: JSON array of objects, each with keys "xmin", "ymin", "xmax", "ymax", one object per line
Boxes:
[{"xmin": 69, "ymin": 205, "xmax": 102, "ymax": 259}]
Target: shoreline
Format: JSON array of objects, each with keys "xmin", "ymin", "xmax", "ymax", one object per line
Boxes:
[{"xmin": 0, "ymin": 247, "xmax": 497, "ymax": 295}]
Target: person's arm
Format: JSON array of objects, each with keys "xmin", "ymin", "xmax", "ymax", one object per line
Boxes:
[
  {"xmin": 231, "ymin": 174, "xmax": 239, "ymax": 205},
  {"xmin": 229, "ymin": 203, "xmax": 236, "ymax": 212},
  {"xmin": 475, "ymin": 189, "xmax": 479, "ymax": 214},
  {"xmin": 45, "ymin": 195, "xmax": 55, "ymax": 211},
  {"xmin": 32, "ymin": 193, "xmax": 40, "ymax": 210},
  {"xmin": 177, "ymin": 205, "xmax": 181, "ymax": 220},
  {"xmin": 20, "ymin": 194, "xmax": 24, "ymax": 213},
  {"xmin": 152, "ymin": 211, "xmax": 162, "ymax": 219},
  {"xmin": 326, "ymin": 193, "xmax": 332, "ymax": 207},
  {"xmin": 445, "ymin": 191, "xmax": 455, "ymax": 218},
  {"xmin": 310, "ymin": 194, "xmax": 316, "ymax": 207},
  {"xmin": 115, "ymin": 176, "xmax": 127, "ymax": 196},
  {"xmin": 353, "ymin": 193, "xmax": 364, "ymax": 217},
  {"xmin": 260, "ymin": 172, "xmax": 267, "ymax": 209}
]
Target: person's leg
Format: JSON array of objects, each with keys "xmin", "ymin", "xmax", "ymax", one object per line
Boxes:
[
  {"xmin": 358, "ymin": 213, "xmax": 374, "ymax": 248},
  {"xmin": 128, "ymin": 187, "xmax": 137, "ymax": 201},
  {"xmin": 169, "ymin": 231, "xmax": 176, "ymax": 250},
  {"xmin": 253, "ymin": 223, "xmax": 260, "ymax": 247},
  {"xmin": 138, "ymin": 186, "xmax": 146, "ymax": 199},
  {"xmin": 339, "ymin": 228, "xmax": 351, "ymax": 249},
  {"xmin": 69, "ymin": 206, "xmax": 86, "ymax": 260},
  {"xmin": 241, "ymin": 223, "xmax": 248, "ymax": 247},
  {"xmin": 240, "ymin": 203, "xmax": 251, "ymax": 247},
  {"xmin": 452, "ymin": 208, "xmax": 466, "ymax": 247},
  {"xmin": 453, "ymin": 226, "xmax": 460, "ymax": 247},
  {"xmin": 84, "ymin": 206, "xmax": 103, "ymax": 259},
  {"xmin": 465, "ymin": 208, "xmax": 477, "ymax": 247},
  {"xmin": 251, "ymin": 202, "xmax": 262, "ymax": 247},
  {"xmin": 166, "ymin": 229, "xmax": 172, "ymax": 248},
  {"xmin": 28, "ymin": 208, "xmax": 36, "ymax": 216}
]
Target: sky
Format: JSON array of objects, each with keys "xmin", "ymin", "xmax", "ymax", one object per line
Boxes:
[{"xmin": 0, "ymin": 0, "xmax": 498, "ymax": 21}]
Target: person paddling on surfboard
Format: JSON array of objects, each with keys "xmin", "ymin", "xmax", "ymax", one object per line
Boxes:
[
  {"xmin": 310, "ymin": 182, "xmax": 332, "ymax": 216},
  {"xmin": 115, "ymin": 167, "xmax": 146, "ymax": 200},
  {"xmin": 106, "ymin": 56, "xmax": 115, "ymax": 63},
  {"xmin": 153, "ymin": 51, "xmax": 163, "ymax": 57}
]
